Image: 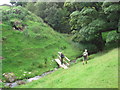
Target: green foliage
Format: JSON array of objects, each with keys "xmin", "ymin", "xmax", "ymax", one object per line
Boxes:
[
  {"xmin": 106, "ymin": 31, "xmax": 120, "ymax": 43},
  {"xmin": 25, "ymin": 2, "xmax": 35, "ymax": 13},
  {"xmin": 70, "ymin": 7, "xmax": 99, "ymax": 32},
  {"xmin": 69, "ymin": 2, "xmax": 120, "ymax": 51},
  {"xmin": 34, "ymin": 2, "xmax": 47, "ymax": 19},
  {"xmin": 70, "ymin": 7, "xmax": 98, "ymax": 28},
  {"xmin": 80, "ymin": 7, "xmax": 98, "ymax": 16},
  {"xmin": 104, "ymin": 4, "xmax": 120, "ymax": 14},
  {"xmin": 26, "ymin": 2, "xmax": 71, "ymax": 33},
  {"xmin": 102, "ymin": 2, "xmax": 120, "ymax": 14},
  {"xmin": 70, "ymin": 11, "xmax": 80, "ymax": 30},
  {"xmin": 79, "ymin": 43, "xmax": 98, "ymax": 53},
  {"xmin": 102, "ymin": 2, "xmax": 120, "ymax": 27},
  {"xmin": 79, "ymin": 19, "xmax": 108, "ymax": 40},
  {"xmin": 2, "ymin": 6, "xmax": 42, "ymax": 23},
  {"xmin": 64, "ymin": 2, "xmax": 74, "ymax": 12}
]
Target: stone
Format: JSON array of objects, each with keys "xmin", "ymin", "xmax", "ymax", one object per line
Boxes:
[{"xmin": 3, "ymin": 72, "xmax": 16, "ymax": 82}]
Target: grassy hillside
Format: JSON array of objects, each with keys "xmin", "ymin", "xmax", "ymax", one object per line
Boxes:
[
  {"xmin": 1, "ymin": 6, "xmax": 81, "ymax": 81},
  {"xmin": 16, "ymin": 48, "xmax": 118, "ymax": 88}
]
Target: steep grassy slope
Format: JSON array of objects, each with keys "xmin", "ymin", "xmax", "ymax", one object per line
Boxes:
[
  {"xmin": 16, "ymin": 48, "xmax": 118, "ymax": 88},
  {"xmin": 1, "ymin": 6, "xmax": 81, "ymax": 81}
]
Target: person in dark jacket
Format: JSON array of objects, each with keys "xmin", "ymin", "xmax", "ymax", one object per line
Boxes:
[{"xmin": 58, "ymin": 52, "xmax": 70, "ymax": 65}]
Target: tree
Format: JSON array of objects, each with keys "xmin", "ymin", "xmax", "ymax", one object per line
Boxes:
[
  {"xmin": 25, "ymin": 2, "xmax": 35, "ymax": 13},
  {"xmin": 102, "ymin": 2, "xmax": 120, "ymax": 33},
  {"xmin": 53, "ymin": 8, "xmax": 70, "ymax": 33},
  {"xmin": 34, "ymin": 2, "xmax": 47, "ymax": 19},
  {"xmin": 33, "ymin": 2, "xmax": 71, "ymax": 33},
  {"xmin": 70, "ymin": 2, "xmax": 120, "ymax": 51}
]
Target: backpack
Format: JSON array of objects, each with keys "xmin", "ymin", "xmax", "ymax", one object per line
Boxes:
[{"xmin": 83, "ymin": 52, "xmax": 88, "ymax": 57}]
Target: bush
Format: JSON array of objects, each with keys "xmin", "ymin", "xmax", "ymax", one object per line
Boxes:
[
  {"xmin": 106, "ymin": 31, "xmax": 120, "ymax": 43},
  {"xmin": 32, "ymin": 62, "xmax": 44, "ymax": 68},
  {"xmin": 60, "ymin": 46, "xmax": 67, "ymax": 50},
  {"xmin": 79, "ymin": 42, "xmax": 98, "ymax": 54},
  {"xmin": 105, "ymin": 31, "xmax": 120, "ymax": 48}
]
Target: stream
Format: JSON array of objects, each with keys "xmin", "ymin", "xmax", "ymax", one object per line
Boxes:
[
  {"xmin": 4, "ymin": 59, "xmax": 77, "ymax": 88},
  {"xmin": 5, "ymin": 68, "xmax": 58, "ymax": 88}
]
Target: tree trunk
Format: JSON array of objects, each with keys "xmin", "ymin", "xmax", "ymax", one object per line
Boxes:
[
  {"xmin": 99, "ymin": 32, "xmax": 105, "ymax": 51},
  {"xmin": 94, "ymin": 33, "xmax": 105, "ymax": 51}
]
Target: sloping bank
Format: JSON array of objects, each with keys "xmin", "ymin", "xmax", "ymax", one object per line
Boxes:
[
  {"xmin": 1, "ymin": 6, "xmax": 81, "ymax": 83},
  {"xmin": 16, "ymin": 48, "xmax": 118, "ymax": 88}
]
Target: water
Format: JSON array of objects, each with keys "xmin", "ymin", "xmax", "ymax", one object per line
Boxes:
[
  {"xmin": 4, "ymin": 59, "xmax": 76, "ymax": 88},
  {"xmin": 5, "ymin": 68, "xmax": 57, "ymax": 88}
]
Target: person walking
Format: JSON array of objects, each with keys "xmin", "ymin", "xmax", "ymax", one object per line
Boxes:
[{"xmin": 82, "ymin": 49, "xmax": 88, "ymax": 65}]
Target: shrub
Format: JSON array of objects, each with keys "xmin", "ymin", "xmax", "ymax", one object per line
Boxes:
[
  {"xmin": 37, "ymin": 63, "xmax": 44, "ymax": 68},
  {"xmin": 32, "ymin": 62, "xmax": 44, "ymax": 68},
  {"xmin": 60, "ymin": 46, "xmax": 67, "ymax": 50},
  {"xmin": 79, "ymin": 42, "xmax": 98, "ymax": 54},
  {"xmin": 106, "ymin": 31, "xmax": 120, "ymax": 43},
  {"xmin": 105, "ymin": 31, "xmax": 120, "ymax": 48}
]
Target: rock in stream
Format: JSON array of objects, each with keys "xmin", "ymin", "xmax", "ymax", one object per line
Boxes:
[{"xmin": 4, "ymin": 68, "xmax": 57, "ymax": 88}]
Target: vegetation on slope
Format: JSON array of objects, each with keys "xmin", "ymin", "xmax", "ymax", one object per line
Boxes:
[
  {"xmin": 1, "ymin": 1, "xmax": 119, "ymax": 88},
  {"xmin": 25, "ymin": 1, "xmax": 120, "ymax": 52},
  {"xmin": 1, "ymin": 6, "xmax": 81, "ymax": 81},
  {"xmin": 16, "ymin": 48, "xmax": 118, "ymax": 88}
]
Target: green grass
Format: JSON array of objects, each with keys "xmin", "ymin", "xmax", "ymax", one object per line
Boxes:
[
  {"xmin": 16, "ymin": 48, "xmax": 118, "ymax": 88},
  {"xmin": 1, "ymin": 6, "xmax": 81, "ymax": 81},
  {"xmin": 0, "ymin": 6, "xmax": 10, "ymax": 10}
]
